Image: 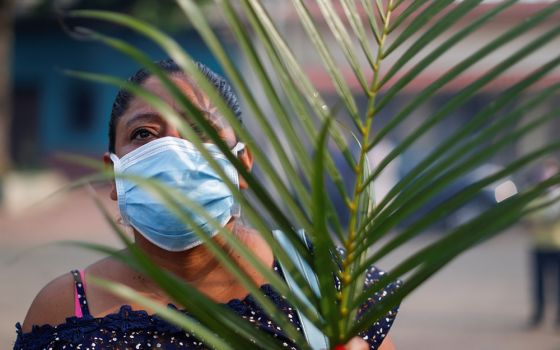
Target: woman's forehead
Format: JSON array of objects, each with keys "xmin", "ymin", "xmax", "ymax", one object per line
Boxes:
[
  {"xmin": 121, "ymin": 75, "xmax": 212, "ymax": 120},
  {"xmin": 117, "ymin": 75, "xmax": 236, "ymax": 143},
  {"xmin": 142, "ymin": 75, "xmax": 203, "ymax": 107}
]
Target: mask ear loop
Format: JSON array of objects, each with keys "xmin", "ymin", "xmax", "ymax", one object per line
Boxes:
[
  {"xmin": 108, "ymin": 153, "xmax": 132, "ymax": 227},
  {"xmin": 230, "ymin": 142, "xmax": 245, "ymax": 218},
  {"xmin": 231, "ymin": 142, "xmax": 245, "ymax": 156}
]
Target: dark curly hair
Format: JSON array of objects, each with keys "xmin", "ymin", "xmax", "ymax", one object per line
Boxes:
[{"xmin": 108, "ymin": 59, "xmax": 242, "ymax": 153}]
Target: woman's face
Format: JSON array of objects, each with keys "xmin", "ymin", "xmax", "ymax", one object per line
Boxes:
[{"xmin": 105, "ymin": 75, "xmax": 252, "ymax": 200}]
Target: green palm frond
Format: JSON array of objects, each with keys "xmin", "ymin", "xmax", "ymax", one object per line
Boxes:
[{"xmin": 62, "ymin": 1, "xmax": 560, "ymax": 349}]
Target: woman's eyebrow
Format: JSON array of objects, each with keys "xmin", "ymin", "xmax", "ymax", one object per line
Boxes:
[{"xmin": 125, "ymin": 113, "xmax": 163, "ymax": 129}]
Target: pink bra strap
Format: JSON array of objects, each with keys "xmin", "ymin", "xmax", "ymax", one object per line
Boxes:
[{"xmin": 71, "ymin": 270, "xmax": 90, "ymax": 318}]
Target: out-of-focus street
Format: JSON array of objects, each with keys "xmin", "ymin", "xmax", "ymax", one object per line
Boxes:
[
  {"xmin": 0, "ymin": 186, "xmax": 123, "ymax": 349},
  {"xmin": 1, "ymin": 187, "xmax": 559, "ymax": 350},
  {"xmin": 383, "ymin": 228, "xmax": 560, "ymax": 350}
]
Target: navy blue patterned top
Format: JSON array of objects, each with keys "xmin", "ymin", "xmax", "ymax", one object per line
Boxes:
[{"xmin": 14, "ymin": 260, "xmax": 400, "ymax": 350}]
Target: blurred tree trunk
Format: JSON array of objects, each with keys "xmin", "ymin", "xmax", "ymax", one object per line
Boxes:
[
  {"xmin": 0, "ymin": 0, "xmax": 14, "ymax": 182},
  {"xmin": 0, "ymin": 0, "xmax": 15, "ymax": 204}
]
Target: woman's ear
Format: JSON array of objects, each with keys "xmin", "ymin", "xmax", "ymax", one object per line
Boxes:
[
  {"xmin": 238, "ymin": 146, "xmax": 253, "ymax": 190},
  {"xmin": 103, "ymin": 152, "xmax": 118, "ymax": 201}
]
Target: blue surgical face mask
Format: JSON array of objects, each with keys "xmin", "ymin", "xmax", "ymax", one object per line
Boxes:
[{"xmin": 110, "ymin": 136, "xmax": 245, "ymax": 251}]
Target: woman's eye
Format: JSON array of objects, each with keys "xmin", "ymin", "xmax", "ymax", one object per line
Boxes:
[{"xmin": 132, "ymin": 128, "xmax": 155, "ymax": 140}]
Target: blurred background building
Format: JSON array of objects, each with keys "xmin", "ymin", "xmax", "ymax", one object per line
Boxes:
[{"xmin": 1, "ymin": 0, "xmax": 225, "ymax": 211}]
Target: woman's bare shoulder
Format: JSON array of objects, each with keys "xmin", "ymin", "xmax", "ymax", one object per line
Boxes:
[
  {"xmin": 20, "ymin": 256, "xmax": 121, "ymax": 333},
  {"xmin": 21, "ymin": 272, "xmax": 75, "ymax": 332}
]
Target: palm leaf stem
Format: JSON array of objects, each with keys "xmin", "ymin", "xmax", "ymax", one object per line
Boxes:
[
  {"xmin": 341, "ymin": 159, "xmax": 374, "ymax": 336},
  {"xmin": 338, "ymin": 0, "xmax": 395, "ymax": 338}
]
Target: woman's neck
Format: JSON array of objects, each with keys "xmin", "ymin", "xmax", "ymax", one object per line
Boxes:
[
  {"xmin": 132, "ymin": 222, "xmax": 238, "ymax": 283},
  {"xmin": 129, "ymin": 220, "xmax": 274, "ymax": 303}
]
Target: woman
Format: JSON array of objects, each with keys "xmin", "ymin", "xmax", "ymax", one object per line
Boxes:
[{"xmin": 14, "ymin": 60, "xmax": 398, "ymax": 350}]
